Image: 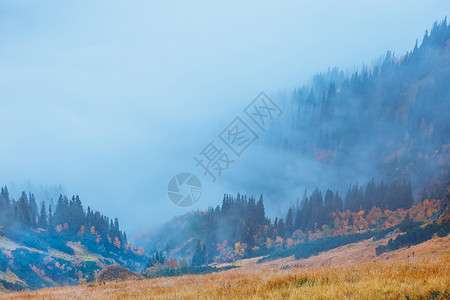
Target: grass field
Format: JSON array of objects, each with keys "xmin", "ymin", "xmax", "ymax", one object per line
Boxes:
[{"xmin": 2, "ymin": 236, "xmax": 449, "ymax": 299}]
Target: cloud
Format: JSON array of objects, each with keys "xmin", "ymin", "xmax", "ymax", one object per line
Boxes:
[{"xmin": 0, "ymin": 0, "xmax": 448, "ymax": 235}]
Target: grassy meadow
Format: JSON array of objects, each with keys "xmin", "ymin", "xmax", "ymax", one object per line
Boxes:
[{"xmin": 3, "ymin": 237, "xmax": 449, "ymax": 300}]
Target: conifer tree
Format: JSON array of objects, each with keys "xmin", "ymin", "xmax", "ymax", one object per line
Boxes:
[
  {"xmin": 39, "ymin": 201, "xmax": 48, "ymax": 228},
  {"xmin": 192, "ymin": 240, "xmax": 207, "ymax": 267}
]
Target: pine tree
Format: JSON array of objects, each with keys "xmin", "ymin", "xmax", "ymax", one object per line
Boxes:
[
  {"xmin": 54, "ymin": 195, "xmax": 67, "ymax": 226},
  {"xmin": 0, "ymin": 186, "xmax": 10, "ymax": 211},
  {"xmin": 345, "ymin": 184, "xmax": 363, "ymax": 211},
  {"xmin": 324, "ymin": 189, "xmax": 334, "ymax": 224},
  {"xmin": 302, "ymin": 196, "xmax": 312, "ymax": 230},
  {"xmin": 48, "ymin": 205, "xmax": 54, "ymax": 233},
  {"xmin": 404, "ymin": 181, "xmax": 414, "ymax": 208},
  {"xmin": 29, "ymin": 193, "xmax": 39, "ymax": 225},
  {"xmin": 158, "ymin": 250, "xmax": 165, "ymax": 264},
  {"xmin": 192, "ymin": 240, "xmax": 207, "ymax": 267},
  {"xmin": 324, "ymin": 189, "xmax": 334, "ymax": 212},
  {"xmin": 255, "ymin": 195, "xmax": 266, "ymax": 226},
  {"xmin": 39, "ymin": 201, "xmax": 48, "ymax": 228},
  {"xmin": 332, "ymin": 192, "xmax": 343, "ymax": 212},
  {"xmin": 17, "ymin": 192, "xmax": 31, "ymax": 225},
  {"xmin": 277, "ymin": 218, "xmax": 286, "ymax": 237},
  {"xmin": 294, "ymin": 208, "xmax": 302, "ymax": 231},
  {"xmin": 364, "ymin": 178, "xmax": 377, "ymax": 209},
  {"xmin": 273, "ymin": 217, "xmax": 278, "ymax": 237},
  {"xmin": 123, "ymin": 232, "xmax": 128, "ymax": 245},
  {"xmin": 70, "ymin": 195, "xmax": 84, "ymax": 234},
  {"xmin": 310, "ymin": 188, "xmax": 324, "ymax": 226},
  {"xmin": 285, "ymin": 207, "xmax": 293, "ymax": 237}
]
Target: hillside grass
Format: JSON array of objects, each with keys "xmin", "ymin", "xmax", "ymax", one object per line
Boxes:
[{"xmin": 3, "ymin": 237, "xmax": 449, "ymax": 299}]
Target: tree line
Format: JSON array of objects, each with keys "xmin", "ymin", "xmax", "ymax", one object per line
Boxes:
[
  {"xmin": 0, "ymin": 186, "xmax": 127, "ymax": 253},
  {"xmin": 283, "ymin": 18, "xmax": 450, "ymax": 199},
  {"xmin": 154, "ymin": 178, "xmax": 419, "ymax": 265}
]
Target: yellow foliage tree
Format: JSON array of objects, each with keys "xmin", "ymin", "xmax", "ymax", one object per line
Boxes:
[
  {"xmin": 113, "ymin": 236, "xmax": 121, "ymax": 249},
  {"xmin": 234, "ymin": 242, "xmax": 247, "ymax": 258}
]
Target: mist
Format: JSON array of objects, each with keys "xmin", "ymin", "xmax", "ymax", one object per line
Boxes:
[{"xmin": 0, "ymin": 0, "xmax": 448, "ymax": 236}]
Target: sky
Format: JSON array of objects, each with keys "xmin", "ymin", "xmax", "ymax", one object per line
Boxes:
[{"xmin": 0, "ymin": 0, "xmax": 449, "ymax": 236}]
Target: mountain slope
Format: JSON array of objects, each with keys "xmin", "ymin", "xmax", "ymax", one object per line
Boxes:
[
  {"xmin": 230, "ymin": 19, "xmax": 450, "ymax": 201},
  {"xmin": 136, "ymin": 19, "xmax": 450, "ymax": 268},
  {"xmin": 3, "ymin": 236, "xmax": 448, "ymax": 299},
  {"xmin": 0, "ymin": 189, "xmax": 147, "ymax": 292}
]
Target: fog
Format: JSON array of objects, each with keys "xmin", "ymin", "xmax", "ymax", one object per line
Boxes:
[{"xmin": 0, "ymin": 0, "xmax": 448, "ymax": 236}]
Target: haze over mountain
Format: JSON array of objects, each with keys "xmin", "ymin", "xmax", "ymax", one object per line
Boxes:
[
  {"xmin": 135, "ymin": 19, "xmax": 450, "ymax": 254},
  {"xmin": 224, "ymin": 20, "xmax": 450, "ymax": 213},
  {"xmin": 1, "ymin": 1, "xmax": 449, "ymax": 235},
  {"xmin": 0, "ymin": 2, "xmax": 449, "ymax": 295}
]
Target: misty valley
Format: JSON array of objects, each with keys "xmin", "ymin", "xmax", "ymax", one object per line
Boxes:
[{"xmin": 0, "ymin": 8, "xmax": 449, "ymax": 300}]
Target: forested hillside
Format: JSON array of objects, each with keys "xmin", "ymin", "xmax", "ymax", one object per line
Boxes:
[
  {"xmin": 138, "ymin": 178, "xmax": 446, "ymax": 266},
  {"xmin": 0, "ymin": 187, "xmax": 146, "ymax": 291},
  {"xmin": 242, "ymin": 19, "xmax": 450, "ymax": 200},
  {"xmin": 2, "ymin": 18, "xmax": 449, "ymax": 294},
  {"xmin": 137, "ymin": 19, "xmax": 450, "ymax": 269}
]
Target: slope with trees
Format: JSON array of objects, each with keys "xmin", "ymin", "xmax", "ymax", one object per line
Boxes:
[{"xmin": 0, "ymin": 187, "xmax": 147, "ymax": 291}]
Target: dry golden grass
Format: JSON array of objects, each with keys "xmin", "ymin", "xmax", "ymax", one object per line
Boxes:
[{"xmin": 3, "ymin": 237, "xmax": 450, "ymax": 300}]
